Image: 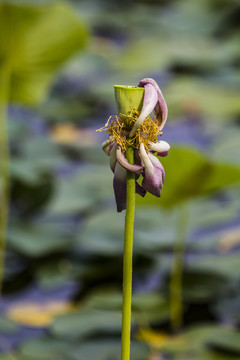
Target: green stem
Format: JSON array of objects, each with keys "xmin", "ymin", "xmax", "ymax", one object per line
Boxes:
[
  {"xmin": 0, "ymin": 65, "xmax": 10, "ymax": 295},
  {"xmin": 121, "ymin": 146, "xmax": 135, "ymax": 360},
  {"xmin": 170, "ymin": 203, "xmax": 190, "ymax": 331}
]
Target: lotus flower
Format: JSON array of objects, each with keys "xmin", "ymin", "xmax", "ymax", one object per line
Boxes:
[{"xmin": 99, "ymin": 78, "xmax": 170, "ymax": 212}]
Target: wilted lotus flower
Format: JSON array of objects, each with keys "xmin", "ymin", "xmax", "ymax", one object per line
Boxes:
[{"xmin": 98, "ymin": 78, "xmax": 170, "ymax": 212}]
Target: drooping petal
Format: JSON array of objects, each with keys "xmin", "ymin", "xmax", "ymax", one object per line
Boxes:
[
  {"xmin": 139, "ymin": 78, "xmax": 168, "ymax": 131},
  {"xmin": 129, "ymin": 83, "xmax": 158, "ymax": 137},
  {"xmin": 113, "ymin": 162, "xmax": 127, "ymax": 212},
  {"xmin": 134, "ymin": 149, "xmax": 144, "ymax": 168},
  {"xmin": 148, "ymin": 140, "xmax": 170, "ymax": 157},
  {"xmin": 139, "ymin": 143, "xmax": 165, "ymax": 197},
  {"xmin": 116, "ymin": 146, "xmax": 143, "ymax": 174},
  {"xmin": 109, "ymin": 143, "xmax": 118, "ymax": 172},
  {"xmin": 135, "ymin": 181, "xmax": 146, "ymax": 197}
]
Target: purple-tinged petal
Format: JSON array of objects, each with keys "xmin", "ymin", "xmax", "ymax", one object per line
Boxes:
[
  {"xmin": 134, "ymin": 149, "xmax": 144, "ymax": 168},
  {"xmin": 148, "ymin": 141, "xmax": 170, "ymax": 157},
  {"xmin": 109, "ymin": 141, "xmax": 116, "ymax": 153},
  {"xmin": 102, "ymin": 136, "xmax": 115, "ymax": 155},
  {"xmin": 139, "ymin": 143, "xmax": 154, "ymax": 172},
  {"xmin": 139, "ymin": 143, "xmax": 165, "ymax": 197},
  {"xmin": 148, "ymin": 152, "xmax": 165, "ymax": 182},
  {"xmin": 129, "ymin": 83, "xmax": 158, "ymax": 137},
  {"xmin": 113, "ymin": 162, "xmax": 127, "ymax": 212},
  {"xmin": 139, "ymin": 78, "xmax": 168, "ymax": 131},
  {"xmin": 157, "ymin": 151, "xmax": 168, "ymax": 157},
  {"xmin": 116, "ymin": 146, "xmax": 143, "ymax": 175},
  {"xmin": 110, "ymin": 143, "xmax": 118, "ymax": 172},
  {"xmin": 135, "ymin": 181, "xmax": 146, "ymax": 197}
]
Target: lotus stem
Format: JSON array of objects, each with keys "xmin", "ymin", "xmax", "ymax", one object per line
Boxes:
[
  {"xmin": 0, "ymin": 64, "xmax": 10, "ymax": 295},
  {"xmin": 121, "ymin": 146, "xmax": 135, "ymax": 360}
]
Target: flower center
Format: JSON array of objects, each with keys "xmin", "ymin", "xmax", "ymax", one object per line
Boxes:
[{"xmin": 97, "ymin": 107, "xmax": 162, "ymax": 152}]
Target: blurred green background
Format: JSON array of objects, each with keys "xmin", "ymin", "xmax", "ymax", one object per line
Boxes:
[{"xmin": 0, "ymin": 0, "xmax": 240, "ymax": 359}]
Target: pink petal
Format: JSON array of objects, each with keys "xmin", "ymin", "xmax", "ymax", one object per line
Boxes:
[
  {"xmin": 116, "ymin": 146, "xmax": 143, "ymax": 175},
  {"xmin": 135, "ymin": 181, "xmax": 146, "ymax": 197},
  {"xmin": 109, "ymin": 143, "xmax": 118, "ymax": 172},
  {"xmin": 148, "ymin": 141, "xmax": 170, "ymax": 157},
  {"xmin": 139, "ymin": 78, "xmax": 168, "ymax": 131},
  {"xmin": 102, "ymin": 136, "xmax": 115, "ymax": 155},
  {"xmin": 113, "ymin": 162, "xmax": 127, "ymax": 212},
  {"xmin": 139, "ymin": 143, "xmax": 165, "ymax": 197},
  {"xmin": 129, "ymin": 83, "xmax": 158, "ymax": 137}
]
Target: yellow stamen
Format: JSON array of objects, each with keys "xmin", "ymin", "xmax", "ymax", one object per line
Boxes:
[{"xmin": 97, "ymin": 108, "xmax": 162, "ymax": 152}]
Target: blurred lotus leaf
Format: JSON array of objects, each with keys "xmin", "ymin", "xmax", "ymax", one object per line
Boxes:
[
  {"xmin": 19, "ymin": 337, "xmax": 71, "ymax": 360},
  {"xmin": 50, "ymin": 309, "xmax": 122, "ymax": 339},
  {"xmin": 165, "ymin": 78, "xmax": 240, "ymax": 119},
  {"xmin": 19, "ymin": 336, "xmax": 148, "ymax": 360},
  {"xmin": 85, "ymin": 290, "xmax": 169, "ymax": 324},
  {"xmin": 8, "ymin": 222, "xmax": 73, "ymax": 257},
  {"xmin": 65, "ymin": 339, "xmax": 149, "ymax": 360},
  {"xmin": 137, "ymin": 147, "xmax": 240, "ymax": 208},
  {"xmin": 160, "ymin": 325, "xmax": 240, "ymax": 359},
  {"xmin": 0, "ymin": 1, "xmax": 87, "ymax": 104}
]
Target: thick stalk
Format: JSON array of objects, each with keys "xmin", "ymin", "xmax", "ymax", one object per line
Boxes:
[
  {"xmin": 121, "ymin": 146, "xmax": 135, "ymax": 360},
  {"xmin": 0, "ymin": 65, "xmax": 10, "ymax": 295},
  {"xmin": 170, "ymin": 203, "xmax": 189, "ymax": 331}
]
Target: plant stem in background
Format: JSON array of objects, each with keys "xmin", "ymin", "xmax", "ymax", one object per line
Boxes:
[
  {"xmin": 170, "ymin": 203, "xmax": 190, "ymax": 331},
  {"xmin": 0, "ymin": 65, "xmax": 10, "ymax": 295},
  {"xmin": 121, "ymin": 146, "xmax": 135, "ymax": 360}
]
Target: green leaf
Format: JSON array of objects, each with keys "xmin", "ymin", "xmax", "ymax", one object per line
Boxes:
[
  {"xmin": 208, "ymin": 330, "xmax": 240, "ymax": 356},
  {"xmin": 0, "ymin": 2, "xmax": 87, "ymax": 104},
  {"xmin": 76, "ymin": 209, "xmax": 125, "ymax": 255},
  {"xmin": 211, "ymin": 125, "xmax": 240, "ymax": 166},
  {"xmin": 187, "ymin": 254, "xmax": 240, "ymax": 280},
  {"xmin": 0, "ymin": 355, "xmax": 21, "ymax": 360},
  {"xmin": 36, "ymin": 262, "xmax": 73, "ymax": 289},
  {"xmin": 165, "ymin": 77, "xmax": 240, "ymax": 119},
  {"xmin": 180, "ymin": 255, "xmax": 240, "ymax": 302},
  {"xmin": 85, "ymin": 290, "xmax": 169, "ymax": 324},
  {"xmin": 65, "ymin": 339, "xmax": 149, "ymax": 360},
  {"xmin": 76, "ymin": 207, "xmax": 177, "ymax": 256},
  {"xmin": 181, "ymin": 269, "xmax": 227, "ymax": 301},
  {"xmin": 136, "ymin": 147, "xmax": 240, "ymax": 208},
  {"xmin": 50, "ymin": 309, "xmax": 122, "ymax": 339},
  {"xmin": 8, "ymin": 222, "xmax": 73, "ymax": 257},
  {"xmin": 19, "ymin": 337, "xmax": 70, "ymax": 360},
  {"xmin": 162, "ymin": 325, "xmax": 240, "ymax": 360},
  {"xmin": 188, "ymin": 197, "xmax": 238, "ymax": 231},
  {"xmin": 18, "ymin": 336, "xmax": 149, "ymax": 360},
  {"xmin": 46, "ymin": 166, "xmax": 112, "ymax": 215}
]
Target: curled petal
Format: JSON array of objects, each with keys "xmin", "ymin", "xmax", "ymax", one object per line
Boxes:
[
  {"xmin": 116, "ymin": 146, "xmax": 143, "ymax": 175},
  {"xmin": 129, "ymin": 83, "xmax": 158, "ymax": 137},
  {"xmin": 113, "ymin": 162, "xmax": 127, "ymax": 212},
  {"xmin": 148, "ymin": 141, "xmax": 170, "ymax": 157},
  {"xmin": 102, "ymin": 136, "xmax": 115, "ymax": 155},
  {"xmin": 139, "ymin": 143, "xmax": 165, "ymax": 197},
  {"xmin": 109, "ymin": 143, "xmax": 118, "ymax": 172},
  {"xmin": 139, "ymin": 143, "xmax": 154, "ymax": 172},
  {"xmin": 139, "ymin": 78, "xmax": 168, "ymax": 131}
]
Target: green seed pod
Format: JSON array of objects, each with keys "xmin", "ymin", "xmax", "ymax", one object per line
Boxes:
[{"xmin": 114, "ymin": 85, "xmax": 144, "ymax": 116}]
